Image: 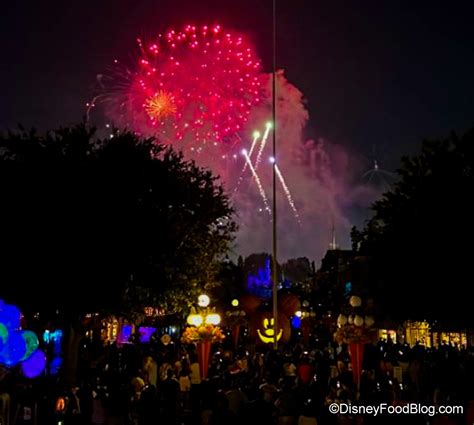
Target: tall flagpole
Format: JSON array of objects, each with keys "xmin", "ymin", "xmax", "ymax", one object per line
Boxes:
[{"xmin": 272, "ymin": 0, "xmax": 278, "ymax": 350}]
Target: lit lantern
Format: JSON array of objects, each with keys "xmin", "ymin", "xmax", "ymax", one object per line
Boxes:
[{"xmin": 231, "ymin": 299, "xmax": 239, "ymax": 307}]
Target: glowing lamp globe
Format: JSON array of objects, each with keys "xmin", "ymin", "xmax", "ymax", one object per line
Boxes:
[
  {"xmin": 231, "ymin": 299, "xmax": 239, "ymax": 307},
  {"xmin": 295, "ymin": 311, "xmax": 302, "ymax": 318},
  {"xmin": 365, "ymin": 316, "xmax": 375, "ymax": 327},
  {"xmin": 354, "ymin": 315, "xmax": 364, "ymax": 327},
  {"xmin": 204, "ymin": 314, "xmax": 221, "ymax": 326},
  {"xmin": 349, "ymin": 296, "xmax": 362, "ymax": 308},
  {"xmin": 198, "ymin": 294, "xmax": 210, "ymax": 308},
  {"xmin": 187, "ymin": 314, "xmax": 203, "ymax": 327},
  {"xmin": 21, "ymin": 349, "xmax": 46, "ymax": 378},
  {"xmin": 337, "ymin": 314, "xmax": 347, "ymax": 327}
]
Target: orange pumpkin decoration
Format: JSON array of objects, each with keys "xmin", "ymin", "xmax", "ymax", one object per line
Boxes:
[
  {"xmin": 239, "ymin": 294, "xmax": 262, "ymax": 314},
  {"xmin": 278, "ymin": 293, "xmax": 301, "ymax": 317}
]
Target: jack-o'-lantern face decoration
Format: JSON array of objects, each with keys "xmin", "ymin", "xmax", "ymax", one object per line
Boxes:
[{"xmin": 257, "ymin": 317, "xmax": 283, "ymax": 344}]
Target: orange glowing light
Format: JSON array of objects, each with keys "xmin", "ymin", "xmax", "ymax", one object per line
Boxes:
[{"xmin": 145, "ymin": 91, "xmax": 177, "ymax": 121}]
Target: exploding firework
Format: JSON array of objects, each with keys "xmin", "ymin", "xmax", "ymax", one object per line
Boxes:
[
  {"xmin": 275, "ymin": 163, "xmax": 301, "ymax": 225},
  {"xmin": 234, "ymin": 130, "xmax": 261, "ymax": 192},
  {"xmin": 237, "ymin": 124, "xmax": 300, "ymax": 224},
  {"xmin": 144, "ymin": 90, "xmax": 177, "ymax": 120},
  {"xmin": 253, "ymin": 121, "xmax": 272, "ymax": 172},
  {"xmin": 104, "ymin": 24, "xmax": 265, "ymax": 149},
  {"xmin": 242, "ymin": 149, "xmax": 271, "ymax": 214}
]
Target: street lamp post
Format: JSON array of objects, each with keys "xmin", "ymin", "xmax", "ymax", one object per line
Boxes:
[
  {"xmin": 184, "ymin": 295, "xmax": 222, "ymax": 380},
  {"xmin": 271, "ymin": 0, "xmax": 279, "ymax": 351}
]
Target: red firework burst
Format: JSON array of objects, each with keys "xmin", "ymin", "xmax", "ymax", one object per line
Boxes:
[{"xmin": 117, "ymin": 24, "xmax": 265, "ymax": 147}]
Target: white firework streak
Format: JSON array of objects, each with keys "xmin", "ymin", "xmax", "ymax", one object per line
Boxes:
[
  {"xmin": 243, "ymin": 151, "xmax": 272, "ymax": 215},
  {"xmin": 275, "ymin": 164, "xmax": 302, "ymax": 225},
  {"xmin": 253, "ymin": 125, "xmax": 271, "ymax": 172},
  {"xmin": 234, "ymin": 132, "xmax": 260, "ymax": 192}
]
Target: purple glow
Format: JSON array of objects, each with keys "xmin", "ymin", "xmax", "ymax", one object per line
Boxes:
[
  {"xmin": 139, "ymin": 327, "xmax": 156, "ymax": 343},
  {"xmin": 247, "ymin": 257, "xmax": 272, "ymax": 298},
  {"xmin": 119, "ymin": 325, "xmax": 133, "ymax": 344},
  {"xmin": 21, "ymin": 349, "xmax": 46, "ymax": 378}
]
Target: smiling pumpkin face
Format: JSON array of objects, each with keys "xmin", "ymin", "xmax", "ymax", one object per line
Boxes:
[
  {"xmin": 252, "ymin": 311, "xmax": 291, "ymax": 345},
  {"xmin": 257, "ymin": 317, "xmax": 283, "ymax": 344}
]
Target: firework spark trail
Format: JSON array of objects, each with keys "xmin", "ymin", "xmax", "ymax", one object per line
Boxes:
[
  {"xmin": 242, "ymin": 150, "xmax": 271, "ymax": 215},
  {"xmin": 253, "ymin": 123, "xmax": 271, "ymax": 172},
  {"xmin": 275, "ymin": 164, "xmax": 301, "ymax": 225},
  {"xmin": 234, "ymin": 131, "xmax": 261, "ymax": 192}
]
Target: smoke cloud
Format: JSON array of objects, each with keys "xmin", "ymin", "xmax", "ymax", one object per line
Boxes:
[{"xmin": 228, "ymin": 71, "xmax": 378, "ymax": 262}]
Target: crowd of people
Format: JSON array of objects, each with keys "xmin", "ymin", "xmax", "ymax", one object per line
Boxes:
[{"xmin": 2, "ymin": 336, "xmax": 474, "ymax": 425}]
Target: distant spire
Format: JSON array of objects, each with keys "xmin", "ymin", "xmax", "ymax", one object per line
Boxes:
[{"xmin": 329, "ymin": 217, "xmax": 338, "ymax": 250}]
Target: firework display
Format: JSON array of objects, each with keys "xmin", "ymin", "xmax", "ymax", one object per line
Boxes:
[
  {"xmin": 275, "ymin": 164, "xmax": 301, "ymax": 225},
  {"xmin": 253, "ymin": 122, "xmax": 272, "ymax": 172},
  {"xmin": 108, "ymin": 24, "xmax": 265, "ymax": 148},
  {"xmin": 238, "ymin": 124, "xmax": 301, "ymax": 224},
  {"xmin": 89, "ymin": 25, "xmax": 312, "ymax": 233},
  {"xmin": 242, "ymin": 149, "xmax": 272, "ymax": 215}
]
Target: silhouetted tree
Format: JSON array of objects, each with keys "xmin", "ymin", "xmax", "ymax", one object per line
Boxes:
[
  {"xmin": 353, "ymin": 128, "xmax": 474, "ymax": 325},
  {"xmin": 0, "ymin": 124, "xmax": 236, "ymax": 316}
]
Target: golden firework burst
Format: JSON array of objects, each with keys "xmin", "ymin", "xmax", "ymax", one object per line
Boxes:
[{"xmin": 145, "ymin": 91, "xmax": 177, "ymax": 120}]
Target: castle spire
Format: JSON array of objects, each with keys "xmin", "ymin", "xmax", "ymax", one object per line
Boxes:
[{"xmin": 329, "ymin": 216, "xmax": 338, "ymax": 250}]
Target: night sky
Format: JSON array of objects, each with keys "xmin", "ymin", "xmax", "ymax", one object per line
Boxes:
[{"xmin": 2, "ymin": 1, "xmax": 473, "ymax": 170}]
